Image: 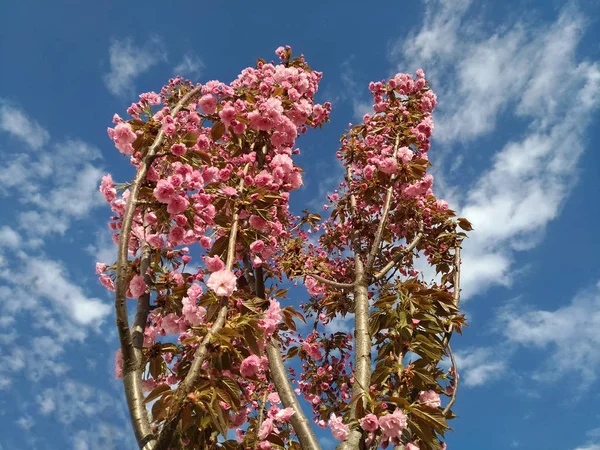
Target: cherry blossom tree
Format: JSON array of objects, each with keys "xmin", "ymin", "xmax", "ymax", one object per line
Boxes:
[{"xmin": 98, "ymin": 46, "xmax": 470, "ymax": 450}]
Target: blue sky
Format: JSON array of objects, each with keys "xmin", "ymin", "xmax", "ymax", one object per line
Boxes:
[{"xmin": 1, "ymin": 1, "xmax": 599, "ymax": 449}]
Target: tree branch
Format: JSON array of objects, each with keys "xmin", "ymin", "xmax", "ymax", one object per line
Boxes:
[
  {"xmin": 115, "ymin": 85, "xmax": 201, "ymax": 449},
  {"xmin": 443, "ymin": 343, "xmax": 459, "ymax": 416},
  {"xmin": 337, "ymin": 166, "xmax": 370, "ymax": 450},
  {"xmin": 131, "ymin": 240, "xmax": 152, "ymax": 358},
  {"xmin": 266, "ymin": 341, "xmax": 322, "ymax": 450},
  {"xmin": 153, "ymin": 163, "xmax": 251, "ymax": 449},
  {"xmin": 441, "ymin": 245, "xmax": 461, "ymax": 349},
  {"xmin": 372, "ymin": 230, "xmax": 424, "ymax": 282},
  {"xmin": 252, "ymin": 267, "xmax": 322, "ymax": 450},
  {"xmin": 305, "ymin": 272, "xmax": 354, "ymax": 290}
]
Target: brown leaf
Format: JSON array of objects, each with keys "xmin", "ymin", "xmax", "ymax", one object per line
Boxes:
[{"xmin": 211, "ymin": 121, "xmax": 226, "ymax": 141}]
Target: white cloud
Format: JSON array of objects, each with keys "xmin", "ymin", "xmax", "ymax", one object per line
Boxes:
[
  {"xmin": 0, "ymin": 137, "xmax": 105, "ymax": 241},
  {"xmin": 389, "ymin": 3, "xmax": 600, "ymax": 299},
  {"xmin": 86, "ymin": 228, "xmax": 117, "ymax": 267},
  {"xmin": 0, "ymin": 226, "xmax": 20, "ymax": 249},
  {"xmin": 453, "ymin": 346, "xmax": 508, "ymax": 387},
  {"xmin": 498, "ymin": 281, "xmax": 600, "ymax": 384},
  {"xmin": 395, "ymin": 0, "xmax": 474, "ymax": 68},
  {"xmin": 573, "ymin": 446, "xmax": 600, "ymax": 450},
  {"xmin": 104, "ymin": 37, "xmax": 167, "ymax": 97},
  {"xmin": 0, "ymin": 101, "xmax": 50, "ymax": 149},
  {"xmin": 16, "ymin": 415, "xmax": 35, "ymax": 431},
  {"xmin": 36, "ymin": 380, "xmax": 119, "ymax": 425},
  {"xmin": 174, "ymin": 53, "xmax": 203, "ymax": 79},
  {"xmin": 29, "ymin": 378, "xmax": 136, "ymax": 449},
  {"xmin": 0, "ymin": 252, "xmax": 111, "ymax": 332},
  {"xmin": 26, "ymin": 257, "xmax": 110, "ymax": 325}
]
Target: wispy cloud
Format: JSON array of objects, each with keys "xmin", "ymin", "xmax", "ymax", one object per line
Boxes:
[
  {"xmin": 453, "ymin": 346, "xmax": 509, "ymax": 387},
  {"xmin": 498, "ymin": 280, "xmax": 600, "ymax": 385},
  {"xmin": 389, "ymin": 2, "xmax": 600, "ymax": 299},
  {"xmin": 104, "ymin": 37, "xmax": 167, "ymax": 97},
  {"xmin": 174, "ymin": 53, "xmax": 204, "ymax": 79},
  {"xmin": 0, "ymin": 137, "xmax": 105, "ymax": 241},
  {"xmin": 0, "ymin": 101, "xmax": 50, "ymax": 149},
  {"xmin": 338, "ymin": 57, "xmax": 373, "ymax": 122},
  {"xmin": 33, "ymin": 379, "xmax": 136, "ymax": 449},
  {"xmin": 573, "ymin": 445, "xmax": 600, "ymax": 450}
]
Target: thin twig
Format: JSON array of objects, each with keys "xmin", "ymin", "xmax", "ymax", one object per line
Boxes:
[
  {"xmin": 441, "ymin": 245, "xmax": 461, "ymax": 348},
  {"xmin": 443, "ymin": 343, "xmax": 459, "ymax": 415},
  {"xmin": 372, "ymin": 230, "xmax": 424, "ymax": 282},
  {"xmin": 365, "ymin": 135, "xmax": 401, "ymax": 274},
  {"xmin": 254, "ymin": 390, "xmax": 269, "ymax": 449},
  {"xmin": 305, "ymin": 272, "xmax": 354, "ymax": 290}
]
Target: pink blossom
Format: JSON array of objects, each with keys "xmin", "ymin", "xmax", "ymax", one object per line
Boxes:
[
  {"xmin": 359, "ymin": 414, "xmax": 379, "ymax": 432},
  {"xmin": 328, "ymin": 413, "xmax": 349, "ymax": 441},
  {"xmin": 419, "ymin": 390, "xmax": 441, "ymax": 408},
  {"xmin": 233, "ymin": 122, "xmax": 246, "ymax": 134},
  {"xmin": 257, "ymin": 442, "xmax": 272, "ymax": 450},
  {"xmin": 144, "ymin": 212, "xmax": 157, "ymax": 224},
  {"xmin": 129, "ymin": 275, "xmax": 146, "ymax": 298},
  {"xmin": 196, "ymin": 134, "xmax": 210, "ymax": 150},
  {"xmin": 204, "ymin": 255, "xmax": 225, "ymax": 272},
  {"xmin": 99, "ymin": 174, "xmax": 117, "ymax": 203},
  {"xmin": 259, "ymin": 299, "xmax": 282, "ymax": 337},
  {"xmin": 147, "ymin": 234, "xmax": 164, "ymax": 249},
  {"xmin": 200, "ymin": 236, "xmax": 212, "ymax": 248},
  {"xmin": 114, "ymin": 348, "xmax": 123, "ymax": 379},
  {"xmin": 206, "ymin": 269, "xmax": 237, "ymax": 296},
  {"xmin": 250, "ymin": 240, "xmax": 265, "ymax": 254},
  {"xmin": 198, "ymin": 94, "xmax": 217, "ymax": 114},
  {"xmin": 240, "ymin": 355, "xmax": 261, "ymax": 378},
  {"xmin": 305, "ymin": 276, "xmax": 325, "ymax": 296},
  {"xmin": 139, "ymin": 91, "xmax": 161, "ymax": 105},
  {"xmin": 220, "ymin": 186, "xmax": 237, "ymax": 197},
  {"xmin": 406, "ymin": 444, "xmax": 420, "ymax": 450},
  {"xmin": 187, "ymin": 284, "xmax": 203, "ymax": 301},
  {"xmin": 95, "ymin": 263, "xmax": 107, "ymax": 274},
  {"xmin": 153, "ymin": 179, "xmax": 175, "ymax": 203},
  {"xmin": 171, "ymin": 143, "xmax": 186, "ymax": 156},
  {"xmin": 235, "ymin": 428, "xmax": 245, "ymax": 443},
  {"xmin": 268, "ymin": 392, "xmax": 281, "ymax": 404},
  {"xmin": 161, "ymin": 313, "xmax": 180, "ymax": 334},
  {"xmin": 99, "ymin": 274, "xmax": 115, "ymax": 291},
  {"xmin": 219, "ymin": 103, "xmax": 237, "ymax": 126},
  {"xmin": 249, "ymin": 215, "xmax": 269, "ymax": 231},
  {"xmin": 258, "ymin": 417, "xmax": 274, "ymax": 440},
  {"xmin": 397, "ymin": 146, "xmax": 414, "ymax": 164},
  {"xmin": 275, "ymin": 407, "xmax": 294, "ymax": 423},
  {"xmin": 302, "ymin": 342, "xmax": 322, "ymax": 361},
  {"xmin": 377, "ymin": 157, "xmax": 399, "ymax": 174},
  {"xmin": 167, "ymin": 195, "xmax": 189, "ymax": 215},
  {"xmin": 162, "ymin": 123, "xmax": 176, "ymax": 135},
  {"xmin": 379, "ymin": 409, "xmax": 408, "ymax": 440},
  {"xmin": 174, "ymin": 214, "xmax": 188, "ymax": 227},
  {"xmin": 107, "ymin": 122, "xmax": 137, "ymax": 154},
  {"xmin": 181, "ymin": 299, "xmax": 206, "ymax": 326},
  {"xmin": 168, "ymin": 226, "xmax": 185, "ymax": 244},
  {"xmin": 275, "ymin": 46, "xmax": 286, "ymax": 59}
]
